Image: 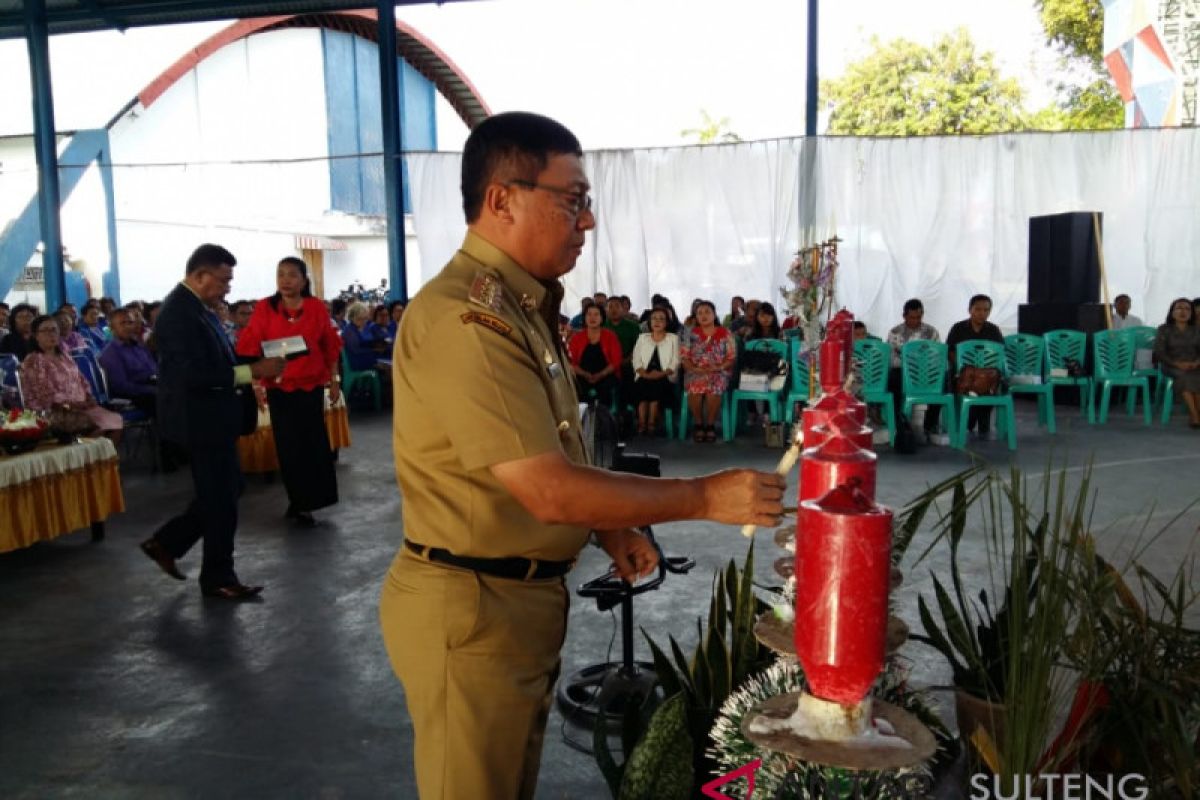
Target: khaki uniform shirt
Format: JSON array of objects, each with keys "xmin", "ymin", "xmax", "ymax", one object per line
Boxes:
[{"xmin": 390, "ymin": 231, "xmax": 590, "ymax": 563}]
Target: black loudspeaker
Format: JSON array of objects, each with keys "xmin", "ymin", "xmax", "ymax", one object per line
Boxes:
[
  {"xmin": 1027, "ymin": 212, "xmax": 1102, "ymax": 304},
  {"xmin": 1018, "ymin": 303, "xmax": 1109, "ymax": 335}
]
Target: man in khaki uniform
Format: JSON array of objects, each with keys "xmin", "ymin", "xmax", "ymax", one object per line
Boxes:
[{"xmin": 380, "ymin": 112, "xmax": 785, "ymax": 800}]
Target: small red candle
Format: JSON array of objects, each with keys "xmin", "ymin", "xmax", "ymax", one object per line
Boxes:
[
  {"xmin": 802, "ymin": 391, "xmax": 866, "ymax": 449},
  {"xmin": 795, "ymin": 481, "xmax": 892, "ymax": 705},
  {"xmin": 800, "ymin": 434, "xmax": 877, "ymax": 503},
  {"xmin": 810, "ymin": 412, "xmax": 873, "ymax": 451}
]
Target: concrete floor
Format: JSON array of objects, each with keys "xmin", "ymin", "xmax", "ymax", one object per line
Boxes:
[{"xmin": 1, "ymin": 400, "xmax": 1198, "ymax": 799}]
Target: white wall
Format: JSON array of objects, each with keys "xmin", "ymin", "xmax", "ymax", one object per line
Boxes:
[{"xmin": 110, "ymin": 28, "xmax": 334, "ymax": 302}]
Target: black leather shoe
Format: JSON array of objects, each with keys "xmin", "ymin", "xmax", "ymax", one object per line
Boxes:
[
  {"xmin": 140, "ymin": 538, "xmax": 186, "ymax": 581},
  {"xmin": 285, "ymin": 507, "xmax": 317, "ymax": 528},
  {"xmin": 201, "ymin": 583, "xmax": 264, "ymax": 600}
]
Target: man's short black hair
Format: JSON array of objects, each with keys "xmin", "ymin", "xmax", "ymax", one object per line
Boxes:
[
  {"xmin": 903, "ymin": 298, "xmax": 924, "ymax": 314},
  {"xmin": 460, "ymin": 112, "xmax": 583, "ymax": 224},
  {"xmin": 185, "ymin": 243, "xmax": 236, "ymax": 275},
  {"xmin": 330, "ymin": 298, "xmax": 348, "ymax": 316},
  {"xmin": 853, "ymin": 321, "xmax": 868, "ymax": 330},
  {"xmin": 1114, "ymin": 293, "xmax": 1131, "ymax": 304},
  {"xmin": 968, "ymin": 294, "xmax": 992, "ymax": 309}
]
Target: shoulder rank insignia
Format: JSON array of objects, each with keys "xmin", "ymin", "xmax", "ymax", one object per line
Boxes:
[
  {"xmin": 461, "ymin": 311, "xmax": 512, "ymax": 336},
  {"xmin": 469, "ymin": 271, "xmax": 504, "ymax": 312}
]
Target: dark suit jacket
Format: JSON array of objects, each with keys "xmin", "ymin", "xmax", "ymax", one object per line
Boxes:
[{"xmin": 155, "ymin": 283, "xmax": 244, "ymax": 446}]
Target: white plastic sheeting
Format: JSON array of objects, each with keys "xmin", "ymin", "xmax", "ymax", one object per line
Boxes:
[{"xmin": 406, "ymin": 128, "xmax": 1200, "ymax": 335}]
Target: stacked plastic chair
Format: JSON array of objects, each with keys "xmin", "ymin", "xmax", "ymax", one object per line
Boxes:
[
  {"xmin": 1004, "ymin": 333, "xmax": 1056, "ymax": 434},
  {"xmin": 853, "ymin": 338, "xmax": 896, "ymax": 445},
  {"xmin": 1092, "ymin": 329, "xmax": 1152, "ymax": 425},
  {"xmin": 900, "ymin": 340, "xmax": 958, "ymax": 447},
  {"xmin": 1043, "ymin": 329, "xmax": 1095, "ymax": 423}
]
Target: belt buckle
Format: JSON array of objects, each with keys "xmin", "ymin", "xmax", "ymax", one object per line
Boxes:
[{"xmin": 523, "ymin": 558, "xmax": 540, "ymax": 581}]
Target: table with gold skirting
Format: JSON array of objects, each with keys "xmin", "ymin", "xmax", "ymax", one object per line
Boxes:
[
  {"xmin": 238, "ymin": 395, "xmax": 352, "ymax": 474},
  {"xmin": 0, "ymin": 437, "xmax": 126, "ymax": 553}
]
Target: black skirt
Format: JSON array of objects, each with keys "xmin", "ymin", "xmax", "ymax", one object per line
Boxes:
[
  {"xmin": 266, "ymin": 387, "xmax": 338, "ymax": 512},
  {"xmin": 633, "ymin": 376, "xmax": 675, "ymax": 407}
]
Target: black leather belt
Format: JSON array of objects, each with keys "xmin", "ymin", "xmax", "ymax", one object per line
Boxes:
[{"xmin": 405, "ymin": 540, "xmax": 575, "ymax": 581}]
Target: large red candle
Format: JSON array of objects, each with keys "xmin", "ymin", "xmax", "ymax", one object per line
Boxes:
[
  {"xmin": 800, "ymin": 435, "xmax": 878, "ymax": 503},
  {"xmin": 795, "ymin": 481, "xmax": 893, "ymax": 705}
]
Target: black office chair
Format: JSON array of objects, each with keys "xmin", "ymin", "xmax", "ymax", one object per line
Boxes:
[{"xmin": 556, "ymin": 445, "xmax": 696, "ymax": 725}]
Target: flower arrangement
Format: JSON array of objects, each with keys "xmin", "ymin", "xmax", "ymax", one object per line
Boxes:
[
  {"xmin": 780, "ymin": 237, "xmax": 840, "ymax": 353},
  {"xmin": 0, "ymin": 409, "xmax": 48, "ymax": 453}
]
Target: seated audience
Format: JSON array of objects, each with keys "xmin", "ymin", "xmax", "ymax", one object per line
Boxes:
[
  {"xmin": 946, "ymin": 294, "xmax": 1004, "ymax": 439},
  {"xmin": 568, "ymin": 304, "xmax": 622, "ymax": 408},
  {"xmin": 731, "ymin": 299, "xmax": 761, "ymax": 338},
  {"xmin": 329, "ymin": 298, "xmax": 349, "ymax": 333},
  {"xmin": 366, "ymin": 305, "xmax": 393, "ymax": 343},
  {"xmin": 569, "ymin": 297, "xmax": 595, "ymax": 330},
  {"xmin": 682, "ymin": 300, "xmax": 735, "ymax": 442},
  {"xmin": 78, "ymin": 302, "xmax": 108, "ymax": 351},
  {"xmin": 853, "ymin": 321, "xmax": 869, "ymax": 340},
  {"xmin": 342, "ymin": 301, "xmax": 380, "ymax": 370},
  {"xmin": 20, "ymin": 315, "xmax": 122, "ymax": 441},
  {"xmin": 722, "ymin": 295, "xmax": 745, "ymax": 329},
  {"xmin": 0, "ymin": 303, "xmax": 37, "ymax": 361},
  {"xmin": 1154, "ymin": 297, "xmax": 1200, "ymax": 428},
  {"xmin": 886, "ymin": 298, "xmax": 943, "ymax": 439},
  {"xmin": 229, "ymin": 300, "xmax": 254, "ymax": 343},
  {"xmin": 98, "ymin": 308, "xmax": 159, "ymax": 416},
  {"xmin": 55, "ymin": 310, "xmax": 89, "ymax": 353},
  {"xmin": 387, "ymin": 301, "xmax": 406, "ymax": 338},
  {"xmin": 1111, "ymin": 294, "xmax": 1142, "ymax": 329},
  {"xmin": 0, "ymin": 301, "xmax": 9, "ymax": 339},
  {"xmin": 605, "ymin": 296, "xmax": 641, "ymax": 410},
  {"xmin": 744, "ymin": 301, "xmax": 783, "ymax": 425},
  {"xmin": 631, "ymin": 308, "xmax": 679, "ymax": 435}
]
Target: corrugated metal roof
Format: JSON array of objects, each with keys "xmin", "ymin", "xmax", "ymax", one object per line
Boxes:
[{"xmin": 0, "ymin": 1, "xmax": 473, "ymax": 40}]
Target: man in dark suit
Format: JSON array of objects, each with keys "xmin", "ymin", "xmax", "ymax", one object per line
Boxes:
[{"xmin": 139, "ymin": 244, "xmax": 284, "ymax": 600}]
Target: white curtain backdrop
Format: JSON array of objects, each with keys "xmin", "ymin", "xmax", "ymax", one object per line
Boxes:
[{"xmin": 406, "ymin": 128, "xmax": 1200, "ymax": 336}]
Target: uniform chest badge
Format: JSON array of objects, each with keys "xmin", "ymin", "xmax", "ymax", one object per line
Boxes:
[
  {"xmin": 469, "ymin": 272, "xmax": 504, "ymax": 312},
  {"xmin": 519, "ymin": 294, "xmax": 538, "ymax": 312}
]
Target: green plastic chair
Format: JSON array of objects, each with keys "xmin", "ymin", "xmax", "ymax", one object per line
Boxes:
[
  {"xmin": 341, "ymin": 349, "xmax": 382, "ymax": 411},
  {"xmin": 1092, "ymin": 329, "xmax": 1152, "ymax": 425},
  {"xmin": 728, "ymin": 339, "xmax": 790, "ymax": 440},
  {"xmin": 853, "ymin": 338, "xmax": 896, "ymax": 445},
  {"xmin": 900, "ymin": 340, "xmax": 958, "ymax": 447},
  {"xmin": 1042, "ymin": 329, "xmax": 1095, "ymax": 423},
  {"xmin": 783, "ymin": 337, "xmax": 814, "ymax": 424},
  {"xmin": 1158, "ymin": 366, "xmax": 1181, "ymax": 425},
  {"xmin": 955, "ymin": 340, "xmax": 1017, "ymax": 450},
  {"xmin": 1122, "ymin": 326, "xmax": 1160, "ymax": 415},
  {"xmin": 1003, "ymin": 334, "xmax": 1056, "ymax": 434}
]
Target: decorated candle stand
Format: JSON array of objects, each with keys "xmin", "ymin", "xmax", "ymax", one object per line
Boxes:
[{"xmin": 742, "ymin": 312, "xmax": 936, "ymax": 773}]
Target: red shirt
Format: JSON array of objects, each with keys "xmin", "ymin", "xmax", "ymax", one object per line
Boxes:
[
  {"xmin": 236, "ymin": 296, "xmax": 343, "ymax": 392},
  {"xmin": 567, "ymin": 327, "xmax": 623, "ymax": 376}
]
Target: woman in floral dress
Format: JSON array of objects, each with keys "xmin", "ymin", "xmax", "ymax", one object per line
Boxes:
[{"xmin": 682, "ymin": 301, "xmax": 735, "ymax": 442}]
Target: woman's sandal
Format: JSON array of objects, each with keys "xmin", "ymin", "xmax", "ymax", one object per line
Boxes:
[
  {"xmin": 693, "ymin": 426, "xmax": 706, "ymax": 443},
  {"xmin": 704, "ymin": 426, "xmax": 717, "ymax": 442}
]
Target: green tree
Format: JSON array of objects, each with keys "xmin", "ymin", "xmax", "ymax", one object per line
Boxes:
[
  {"xmin": 680, "ymin": 109, "xmax": 742, "ymax": 144},
  {"xmin": 1031, "ymin": 0, "xmax": 1123, "ymax": 129},
  {"xmin": 822, "ymin": 28, "xmax": 1025, "ymax": 136}
]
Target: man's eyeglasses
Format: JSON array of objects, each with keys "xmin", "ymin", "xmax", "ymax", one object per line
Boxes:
[{"xmin": 508, "ymin": 180, "xmax": 592, "ymax": 215}]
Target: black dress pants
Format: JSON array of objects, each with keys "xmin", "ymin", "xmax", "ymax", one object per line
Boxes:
[
  {"xmin": 153, "ymin": 436, "xmax": 243, "ymax": 589},
  {"xmin": 266, "ymin": 387, "xmax": 338, "ymax": 513}
]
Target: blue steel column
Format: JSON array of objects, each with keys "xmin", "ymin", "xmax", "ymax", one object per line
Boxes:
[
  {"xmin": 98, "ymin": 135, "xmax": 122, "ymax": 303},
  {"xmin": 805, "ymin": 0, "xmax": 819, "ymax": 136},
  {"xmin": 23, "ymin": 0, "xmax": 66, "ymax": 311},
  {"xmin": 377, "ymin": 1, "xmax": 408, "ymax": 302}
]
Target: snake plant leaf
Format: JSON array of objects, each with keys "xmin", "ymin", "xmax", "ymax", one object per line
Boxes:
[
  {"xmin": 667, "ymin": 636, "xmax": 696, "ymax": 700},
  {"xmin": 916, "ymin": 593, "xmax": 972, "ymax": 686},
  {"xmin": 705, "ymin": 625, "xmax": 732, "ymax": 708},
  {"xmin": 594, "ymin": 701, "xmax": 624, "ymax": 798},
  {"xmin": 643, "ymin": 632, "xmax": 682, "ymax": 700},
  {"xmin": 694, "ymin": 620, "xmax": 713, "ymax": 708}
]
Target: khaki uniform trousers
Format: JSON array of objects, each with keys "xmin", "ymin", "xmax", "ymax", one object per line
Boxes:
[{"xmin": 380, "ymin": 548, "xmax": 568, "ymax": 800}]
